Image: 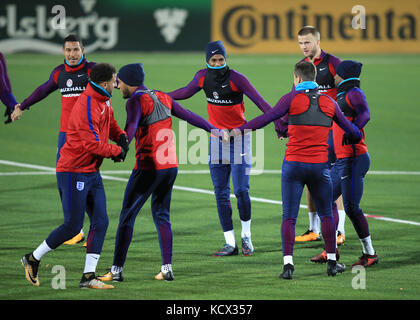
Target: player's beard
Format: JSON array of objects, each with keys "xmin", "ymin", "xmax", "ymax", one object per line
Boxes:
[
  {"xmin": 307, "ymin": 47, "xmax": 319, "ymax": 60},
  {"xmin": 122, "ymin": 87, "xmax": 131, "ymax": 99}
]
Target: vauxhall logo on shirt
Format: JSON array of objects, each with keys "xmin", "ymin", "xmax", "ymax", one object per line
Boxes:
[{"xmin": 207, "ymin": 91, "xmax": 233, "ymax": 104}]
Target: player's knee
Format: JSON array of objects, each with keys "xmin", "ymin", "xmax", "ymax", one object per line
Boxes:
[
  {"xmin": 153, "ymin": 211, "xmax": 170, "ymax": 226},
  {"xmin": 344, "ymin": 202, "xmax": 361, "ymax": 218},
  {"xmin": 66, "ymin": 225, "xmax": 82, "ymax": 238},
  {"xmin": 234, "ymin": 189, "xmax": 249, "ymax": 200},
  {"xmin": 99, "ymin": 216, "xmax": 109, "ymax": 232},
  {"xmin": 214, "ymin": 188, "xmax": 230, "ymax": 201}
]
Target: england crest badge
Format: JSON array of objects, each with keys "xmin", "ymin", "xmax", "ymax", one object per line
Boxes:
[{"xmin": 76, "ymin": 181, "xmax": 85, "ymax": 191}]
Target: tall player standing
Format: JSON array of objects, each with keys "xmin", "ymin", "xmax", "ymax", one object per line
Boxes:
[
  {"xmin": 168, "ymin": 40, "xmax": 283, "ymax": 257},
  {"xmin": 330, "ymin": 60, "xmax": 378, "ymax": 267},
  {"xmin": 235, "ymin": 62, "xmax": 363, "ymax": 279},
  {"xmin": 292, "ymin": 26, "xmax": 347, "ymax": 246},
  {"xmin": 11, "ymin": 35, "xmax": 94, "ymax": 245}
]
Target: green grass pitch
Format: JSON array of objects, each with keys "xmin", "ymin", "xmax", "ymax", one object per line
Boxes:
[{"xmin": 0, "ymin": 52, "xmax": 420, "ymax": 300}]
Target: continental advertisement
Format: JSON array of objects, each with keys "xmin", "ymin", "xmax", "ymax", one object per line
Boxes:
[{"xmin": 211, "ymin": 0, "xmax": 420, "ymax": 53}]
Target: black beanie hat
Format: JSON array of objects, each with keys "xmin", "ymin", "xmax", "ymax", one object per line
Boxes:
[
  {"xmin": 117, "ymin": 63, "xmax": 145, "ymax": 86},
  {"xmin": 205, "ymin": 40, "xmax": 227, "ymax": 62},
  {"xmin": 336, "ymin": 60, "xmax": 363, "ymax": 79}
]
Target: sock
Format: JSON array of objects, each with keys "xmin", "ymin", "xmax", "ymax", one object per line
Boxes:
[
  {"xmin": 83, "ymin": 253, "xmax": 100, "ymax": 274},
  {"xmin": 327, "ymin": 253, "xmax": 336, "ymax": 261},
  {"xmin": 320, "ymin": 215, "xmax": 336, "ymax": 254},
  {"xmin": 360, "ymin": 236, "xmax": 375, "ymax": 255},
  {"xmin": 283, "ymin": 255, "xmax": 293, "ymax": 265},
  {"xmin": 332, "ymin": 203, "xmax": 339, "ymax": 230},
  {"xmin": 161, "ymin": 264, "xmax": 173, "ymax": 273},
  {"xmin": 338, "ymin": 210, "xmax": 346, "ymax": 234},
  {"xmin": 223, "ymin": 230, "xmax": 236, "ymax": 247},
  {"xmin": 312, "ymin": 213, "xmax": 321, "ymax": 234},
  {"xmin": 111, "ymin": 265, "xmax": 123, "ymax": 274},
  {"xmin": 281, "ymin": 217, "xmax": 296, "ymax": 256},
  {"xmin": 241, "ymin": 219, "xmax": 251, "ymax": 238},
  {"xmin": 308, "ymin": 212, "xmax": 315, "ymax": 231},
  {"xmin": 33, "ymin": 240, "xmax": 53, "ymax": 261}
]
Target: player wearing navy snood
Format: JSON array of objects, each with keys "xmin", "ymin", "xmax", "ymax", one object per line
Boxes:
[{"xmin": 169, "ymin": 40, "xmax": 283, "ymax": 257}]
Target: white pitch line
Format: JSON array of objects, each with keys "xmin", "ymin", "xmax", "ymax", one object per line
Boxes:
[
  {"xmin": 0, "ymin": 171, "xmax": 56, "ymax": 176},
  {"xmin": 3, "ymin": 166, "xmax": 420, "ymax": 176},
  {"xmin": 1, "ymin": 159, "xmax": 420, "ymax": 226}
]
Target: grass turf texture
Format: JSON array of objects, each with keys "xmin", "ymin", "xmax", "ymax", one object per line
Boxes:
[{"xmin": 0, "ymin": 53, "xmax": 419, "ymax": 300}]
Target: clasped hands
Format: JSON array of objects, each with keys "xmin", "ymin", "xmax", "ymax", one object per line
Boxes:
[{"xmin": 214, "ymin": 128, "xmax": 242, "ymax": 144}]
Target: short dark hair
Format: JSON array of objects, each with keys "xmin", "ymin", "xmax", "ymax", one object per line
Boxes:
[
  {"xmin": 294, "ymin": 61, "xmax": 317, "ymax": 81},
  {"xmin": 90, "ymin": 63, "xmax": 116, "ymax": 83},
  {"xmin": 298, "ymin": 26, "xmax": 320, "ymax": 40},
  {"xmin": 63, "ymin": 34, "xmax": 83, "ymax": 47}
]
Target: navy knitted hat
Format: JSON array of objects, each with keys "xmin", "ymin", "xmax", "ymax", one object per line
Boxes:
[
  {"xmin": 205, "ymin": 40, "xmax": 226, "ymax": 62},
  {"xmin": 117, "ymin": 63, "xmax": 145, "ymax": 86},
  {"xmin": 336, "ymin": 60, "xmax": 363, "ymax": 79}
]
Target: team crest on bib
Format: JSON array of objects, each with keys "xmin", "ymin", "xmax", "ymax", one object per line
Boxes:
[
  {"xmin": 213, "ymin": 91, "xmax": 219, "ymax": 99},
  {"xmin": 66, "ymin": 79, "xmax": 73, "ymax": 87},
  {"xmin": 76, "ymin": 181, "xmax": 85, "ymax": 191}
]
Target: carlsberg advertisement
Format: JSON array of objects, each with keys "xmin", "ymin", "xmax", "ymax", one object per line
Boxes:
[{"xmin": 0, "ymin": 0, "xmax": 211, "ymax": 53}]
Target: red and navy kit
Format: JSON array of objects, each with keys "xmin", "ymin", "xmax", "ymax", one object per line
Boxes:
[
  {"xmin": 168, "ymin": 67, "xmax": 280, "ymax": 130},
  {"xmin": 301, "ymin": 50, "xmax": 341, "ymax": 100},
  {"xmin": 133, "ymin": 89, "xmax": 177, "ymax": 171},
  {"xmin": 123, "ymin": 85, "xmax": 217, "ymax": 171},
  {"xmin": 238, "ymin": 81, "xmax": 362, "ymax": 258},
  {"xmin": 56, "ymin": 83, "xmax": 124, "ymax": 173},
  {"xmin": 332, "ymin": 80, "xmax": 369, "ymax": 159},
  {"xmin": 331, "ymin": 78, "xmax": 371, "ymax": 240},
  {"xmin": 168, "ymin": 66, "xmax": 272, "ymax": 234},
  {"xmin": 19, "ymin": 57, "xmax": 95, "ymax": 132},
  {"xmin": 111, "ymin": 85, "xmax": 217, "ymax": 269},
  {"xmin": 239, "ymin": 83, "xmax": 361, "ymax": 163},
  {"xmin": 47, "ymin": 82, "xmax": 125, "ymax": 254},
  {"xmin": 277, "ymin": 51, "xmax": 341, "ymax": 139}
]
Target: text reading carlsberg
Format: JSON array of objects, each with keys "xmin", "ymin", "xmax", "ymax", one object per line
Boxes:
[{"xmin": 165, "ymin": 303, "xmax": 254, "ymax": 318}]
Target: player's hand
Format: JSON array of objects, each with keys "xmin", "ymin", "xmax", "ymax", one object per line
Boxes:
[
  {"xmin": 213, "ymin": 129, "xmax": 228, "ymax": 143},
  {"xmin": 4, "ymin": 106, "xmax": 13, "ymax": 124},
  {"xmin": 342, "ymin": 133, "xmax": 361, "ymax": 145},
  {"xmin": 112, "ymin": 146, "xmax": 127, "ymax": 162},
  {"xmin": 11, "ymin": 104, "xmax": 22, "ymax": 122},
  {"xmin": 117, "ymin": 134, "xmax": 129, "ymax": 154},
  {"xmin": 274, "ymin": 119, "xmax": 288, "ymax": 139}
]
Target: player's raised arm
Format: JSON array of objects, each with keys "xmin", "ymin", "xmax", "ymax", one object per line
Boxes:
[
  {"xmin": 11, "ymin": 65, "xmax": 62, "ymax": 121},
  {"xmin": 237, "ymin": 90, "xmax": 294, "ymax": 132},
  {"xmin": 167, "ymin": 69, "xmax": 205, "ymax": 100},
  {"xmin": 229, "ymin": 69, "xmax": 285, "ymax": 137},
  {"xmin": 171, "ymin": 99, "xmax": 217, "ymax": 133}
]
